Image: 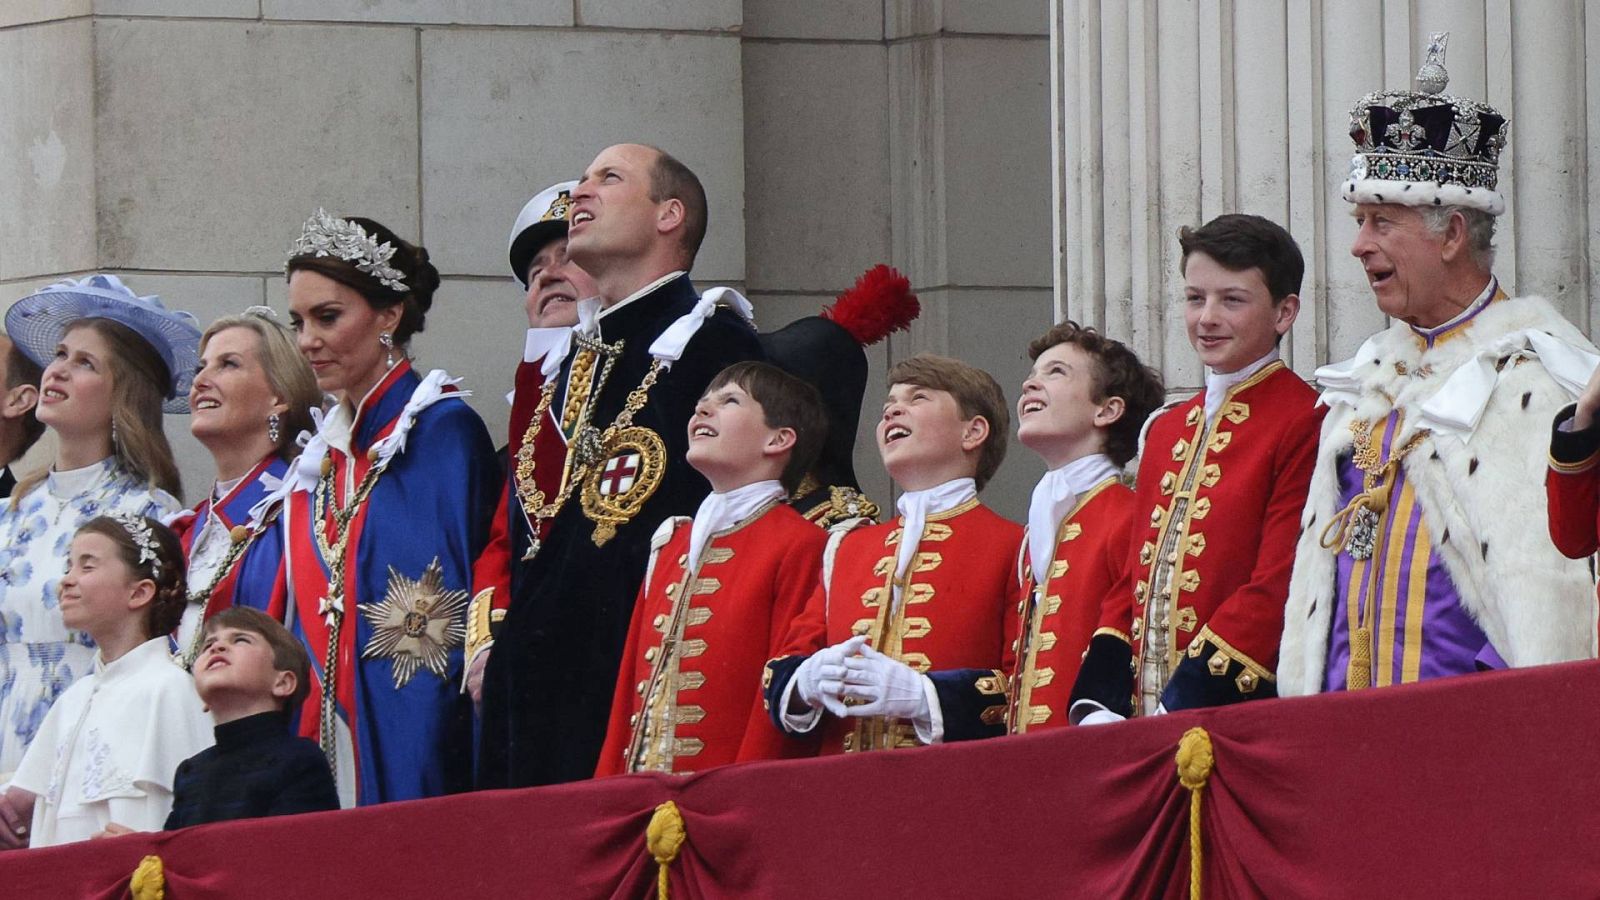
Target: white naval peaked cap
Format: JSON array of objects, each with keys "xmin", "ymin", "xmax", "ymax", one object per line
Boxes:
[{"xmin": 508, "ymin": 179, "xmax": 579, "ymax": 287}]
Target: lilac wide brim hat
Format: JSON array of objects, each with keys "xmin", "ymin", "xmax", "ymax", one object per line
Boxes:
[{"xmin": 5, "ymin": 274, "xmax": 203, "ymax": 414}]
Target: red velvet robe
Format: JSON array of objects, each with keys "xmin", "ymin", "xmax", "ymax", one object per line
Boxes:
[
  {"xmin": 468, "ymin": 353, "xmax": 568, "ymax": 661},
  {"xmin": 595, "ymin": 502, "xmax": 826, "ymax": 775}
]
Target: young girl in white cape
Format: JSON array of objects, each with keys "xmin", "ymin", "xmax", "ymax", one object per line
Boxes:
[{"xmin": 1, "ymin": 515, "xmax": 211, "ymax": 848}]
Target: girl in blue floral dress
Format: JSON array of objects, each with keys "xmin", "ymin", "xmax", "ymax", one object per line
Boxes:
[{"xmin": 0, "ymin": 275, "xmax": 199, "ymax": 777}]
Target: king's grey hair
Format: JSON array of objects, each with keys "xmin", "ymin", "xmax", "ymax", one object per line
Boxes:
[{"xmin": 1417, "ymin": 204, "xmax": 1496, "ymax": 270}]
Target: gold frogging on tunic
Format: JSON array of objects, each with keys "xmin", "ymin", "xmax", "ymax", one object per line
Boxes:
[
  {"xmin": 626, "ymin": 501, "xmax": 776, "ymax": 773},
  {"xmin": 1135, "ymin": 368, "xmax": 1271, "ymax": 716},
  {"xmin": 1006, "ymin": 486, "xmax": 1108, "ymax": 734},
  {"xmin": 848, "ymin": 500, "xmax": 975, "ymax": 752}
]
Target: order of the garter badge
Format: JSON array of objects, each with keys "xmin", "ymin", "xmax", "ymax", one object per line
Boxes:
[
  {"xmin": 581, "ymin": 425, "xmax": 666, "ymax": 546},
  {"xmin": 358, "ymin": 558, "xmax": 469, "ymax": 689}
]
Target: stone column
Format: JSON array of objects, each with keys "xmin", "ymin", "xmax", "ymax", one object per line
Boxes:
[{"xmin": 1051, "ymin": 0, "xmax": 1600, "ymax": 393}]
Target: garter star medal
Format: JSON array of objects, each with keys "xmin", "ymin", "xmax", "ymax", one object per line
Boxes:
[{"xmin": 359, "ymin": 558, "xmax": 469, "ymax": 689}]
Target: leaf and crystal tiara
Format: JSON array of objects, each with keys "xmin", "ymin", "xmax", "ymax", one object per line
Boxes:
[{"xmin": 288, "ymin": 209, "xmax": 409, "ymax": 293}]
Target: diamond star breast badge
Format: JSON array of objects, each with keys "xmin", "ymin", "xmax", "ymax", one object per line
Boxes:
[{"xmin": 358, "ymin": 558, "xmax": 470, "ymax": 689}]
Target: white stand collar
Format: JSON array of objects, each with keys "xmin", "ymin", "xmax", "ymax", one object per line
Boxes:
[
  {"xmin": 687, "ymin": 480, "xmax": 786, "ymax": 577},
  {"xmin": 1027, "ymin": 453, "xmax": 1119, "ymax": 582},
  {"xmin": 893, "ymin": 478, "xmax": 978, "ymax": 596},
  {"xmin": 1204, "ymin": 348, "xmax": 1279, "ymax": 425}
]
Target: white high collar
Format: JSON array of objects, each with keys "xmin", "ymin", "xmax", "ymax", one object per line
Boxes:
[
  {"xmin": 1203, "ymin": 348, "xmax": 1279, "ymax": 424},
  {"xmin": 47, "ymin": 457, "xmax": 117, "ymax": 499},
  {"xmin": 893, "ymin": 478, "xmax": 977, "ymax": 600},
  {"xmin": 686, "ymin": 480, "xmax": 786, "ymax": 577},
  {"xmin": 1027, "ymin": 453, "xmax": 1119, "ymax": 582}
]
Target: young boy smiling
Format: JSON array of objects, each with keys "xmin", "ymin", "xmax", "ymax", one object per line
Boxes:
[
  {"xmin": 765, "ymin": 354, "xmax": 1025, "ymax": 752},
  {"xmin": 1004, "ymin": 322, "xmax": 1164, "ymax": 733},
  {"xmin": 1071, "ymin": 214, "xmax": 1323, "ymax": 720},
  {"xmin": 595, "ymin": 362, "xmax": 830, "ymax": 775},
  {"xmin": 165, "ymin": 606, "xmax": 338, "ymax": 829}
]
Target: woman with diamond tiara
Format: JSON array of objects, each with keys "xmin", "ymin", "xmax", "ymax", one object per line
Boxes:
[
  {"xmin": 168, "ymin": 309, "xmax": 321, "ymax": 664},
  {"xmin": 279, "ymin": 211, "xmax": 498, "ymax": 806},
  {"xmin": 0, "ymin": 276, "xmax": 196, "ymax": 780}
]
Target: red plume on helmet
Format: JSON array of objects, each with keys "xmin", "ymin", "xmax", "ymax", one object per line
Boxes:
[
  {"xmin": 757, "ymin": 265, "xmax": 921, "ymax": 521},
  {"xmin": 819, "ymin": 264, "xmax": 919, "ymax": 346}
]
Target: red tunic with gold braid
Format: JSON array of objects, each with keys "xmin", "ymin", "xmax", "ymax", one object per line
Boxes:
[
  {"xmin": 1545, "ymin": 403, "xmax": 1600, "ymax": 642},
  {"xmin": 1007, "ymin": 478, "xmax": 1136, "ymax": 734},
  {"xmin": 1074, "ymin": 361, "xmax": 1322, "ymax": 715},
  {"xmin": 1547, "ymin": 403, "xmax": 1600, "ymax": 558},
  {"xmin": 595, "ymin": 501, "xmax": 827, "ymax": 775},
  {"xmin": 767, "ymin": 500, "xmax": 1024, "ymax": 753}
]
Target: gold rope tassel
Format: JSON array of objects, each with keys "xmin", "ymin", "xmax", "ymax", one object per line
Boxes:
[
  {"xmin": 130, "ymin": 855, "xmax": 166, "ymax": 900},
  {"xmin": 1176, "ymin": 727, "xmax": 1215, "ymax": 900},
  {"xmin": 647, "ymin": 800, "xmax": 687, "ymax": 899}
]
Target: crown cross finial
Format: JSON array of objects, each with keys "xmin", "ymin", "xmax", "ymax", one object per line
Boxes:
[{"xmin": 1416, "ymin": 31, "xmax": 1450, "ymax": 95}]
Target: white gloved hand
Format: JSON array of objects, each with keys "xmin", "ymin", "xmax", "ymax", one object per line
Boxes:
[
  {"xmin": 793, "ymin": 635, "xmax": 869, "ymax": 716},
  {"xmin": 838, "ymin": 645, "xmax": 931, "ymax": 720}
]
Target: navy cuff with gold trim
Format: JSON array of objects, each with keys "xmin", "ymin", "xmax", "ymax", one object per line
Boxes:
[
  {"xmin": 927, "ymin": 669, "xmax": 1007, "ymax": 743},
  {"xmin": 763, "ymin": 655, "xmax": 808, "ymax": 734},
  {"xmin": 1068, "ymin": 633, "xmax": 1134, "ymax": 719},
  {"xmin": 1160, "ymin": 638, "xmax": 1278, "ymax": 711},
  {"xmin": 1549, "ymin": 404, "xmax": 1600, "ymax": 473}
]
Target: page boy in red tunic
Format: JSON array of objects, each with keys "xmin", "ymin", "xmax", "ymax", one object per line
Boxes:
[
  {"xmin": 764, "ymin": 354, "xmax": 1024, "ymax": 752},
  {"xmin": 595, "ymin": 362, "xmax": 830, "ymax": 775},
  {"xmin": 1004, "ymin": 322, "xmax": 1164, "ymax": 734},
  {"xmin": 1071, "ymin": 214, "xmax": 1323, "ymax": 721}
]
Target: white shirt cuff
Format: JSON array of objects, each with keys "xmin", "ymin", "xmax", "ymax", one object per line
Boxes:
[
  {"xmin": 1069, "ymin": 699, "xmax": 1110, "ymax": 725},
  {"xmin": 912, "ymin": 676, "xmax": 943, "ymax": 744},
  {"xmin": 779, "ymin": 677, "xmax": 822, "ymax": 733}
]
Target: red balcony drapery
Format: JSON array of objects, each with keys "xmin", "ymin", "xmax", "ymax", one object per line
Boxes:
[{"xmin": 6, "ymin": 660, "xmax": 1599, "ymax": 898}]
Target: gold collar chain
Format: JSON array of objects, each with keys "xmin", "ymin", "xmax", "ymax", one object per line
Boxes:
[
  {"xmin": 1319, "ymin": 416, "xmax": 1428, "ymax": 561},
  {"xmin": 512, "ymin": 344, "xmax": 665, "ymax": 561},
  {"xmin": 178, "ymin": 504, "xmax": 283, "ymax": 668},
  {"xmin": 310, "ymin": 455, "xmax": 387, "ymax": 772}
]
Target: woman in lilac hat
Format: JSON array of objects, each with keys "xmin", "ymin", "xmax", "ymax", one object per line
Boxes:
[{"xmin": 0, "ymin": 274, "xmax": 198, "ymax": 781}]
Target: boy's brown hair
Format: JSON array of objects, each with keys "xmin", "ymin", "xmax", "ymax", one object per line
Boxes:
[
  {"xmin": 1026, "ymin": 321, "xmax": 1166, "ymax": 467},
  {"xmin": 706, "ymin": 361, "xmax": 829, "ymax": 494},
  {"xmin": 887, "ymin": 354, "xmax": 1009, "ymax": 490},
  {"xmin": 202, "ymin": 606, "xmax": 313, "ymax": 710},
  {"xmin": 1177, "ymin": 213, "xmax": 1305, "ymax": 302}
]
